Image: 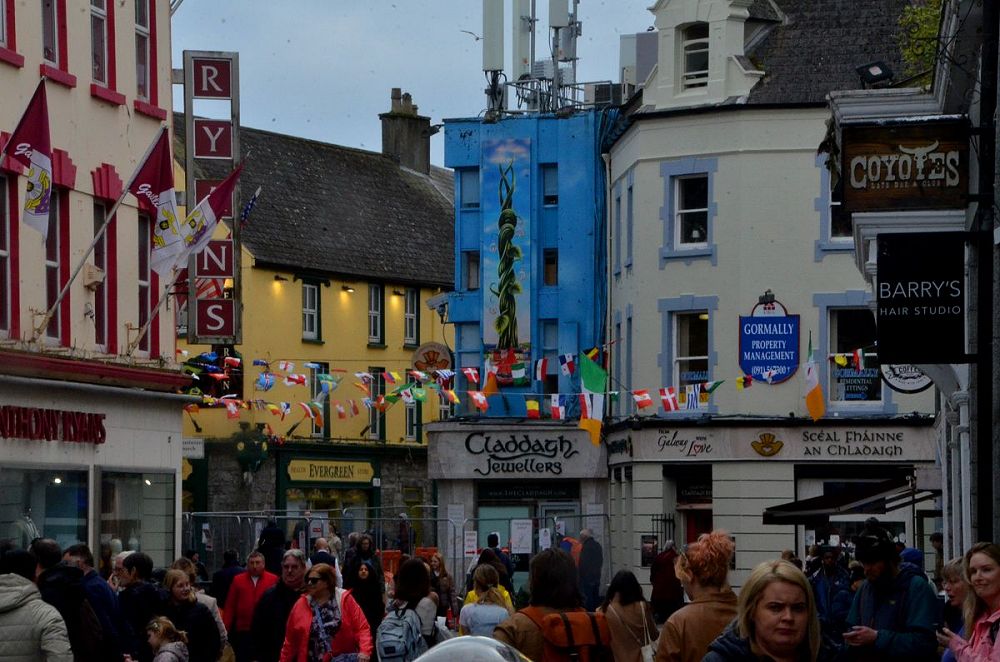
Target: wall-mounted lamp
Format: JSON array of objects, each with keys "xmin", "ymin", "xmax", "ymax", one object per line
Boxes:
[
  {"xmin": 392, "ymin": 289, "xmax": 406, "ymax": 296},
  {"xmin": 273, "ymin": 274, "xmax": 289, "ymax": 282},
  {"xmin": 758, "ymin": 289, "xmax": 775, "ymax": 305},
  {"xmin": 698, "ymin": 313, "xmax": 709, "ymax": 321},
  {"xmin": 342, "ymin": 285, "xmax": 355, "ymax": 293}
]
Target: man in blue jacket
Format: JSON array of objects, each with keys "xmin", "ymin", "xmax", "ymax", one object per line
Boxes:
[
  {"xmin": 810, "ymin": 542, "xmax": 853, "ymax": 645},
  {"xmin": 64, "ymin": 543, "xmax": 130, "ymax": 661},
  {"xmin": 844, "ymin": 522, "xmax": 939, "ymax": 662}
]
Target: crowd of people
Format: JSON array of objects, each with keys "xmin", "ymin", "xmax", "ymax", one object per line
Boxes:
[{"xmin": 2, "ymin": 518, "xmax": 1000, "ymax": 662}]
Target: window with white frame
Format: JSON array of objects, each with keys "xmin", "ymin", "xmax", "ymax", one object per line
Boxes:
[
  {"xmin": 368, "ymin": 368, "xmax": 385, "ymax": 440},
  {"xmin": 403, "ymin": 288, "xmax": 418, "ymax": 345},
  {"xmin": 368, "ymin": 284, "xmax": 383, "ymax": 344},
  {"xmin": 542, "ymin": 164, "xmax": 558, "ymax": 205},
  {"xmin": 681, "ymin": 23, "xmax": 709, "ymax": 90},
  {"xmin": 404, "ymin": 402, "xmax": 421, "ymax": 441},
  {"xmin": 137, "ymin": 213, "xmax": 151, "ymax": 352},
  {"xmin": 134, "ymin": 0, "xmax": 150, "ymax": 100},
  {"xmin": 828, "ymin": 308, "xmax": 881, "ymax": 403},
  {"xmin": 302, "ymin": 282, "xmax": 319, "ymax": 341},
  {"xmin": 44, "ymin": 194, "xmax": 61, "ymax": 340},
  {"xmin": 93, "ymin": 203, "xmax": 108, "ymax": 349},
  {"xmin": 829, "ymin": 168, "xmax": 851, "ymax": 239},
  {"xmin": 42, "ymin": 0, "xmax": 58, "ymax": 65},
  {"xmin": 0, "ymin": 178, "xmax": 9, "ymax": 333},
  {"xmin": 91, "ymin": 0, "xmax": 108, "ymax": 84},
  {"xmin": 310, "ymin": 362, "xmax": 329, "ymax": 437},
  {"xmin": 460, "ymin": 168, "xmax": 480, "ymax": 208},
  {"xmin": 675, "ymin": 175, "xmax": 709, "ymax": 246},
  {"xmin": 438, "ymin": 392, "xmax": 453, "ymax": 421},
  {"xmin": 674, "ymin": 311, "xmax": 709, "ymax": 406}
]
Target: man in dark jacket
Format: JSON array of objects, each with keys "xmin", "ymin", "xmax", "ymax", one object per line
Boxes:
[
  {"xmin": 119, "ymin": 551, "xmax": 166, "ymax": 662},
  {"xmin": 30, "ymin": 538, "xmax": 104, "ymax": 661},
  {"xmin": 809, "ymin": 543, "xmax": 853, "ymax": 645},
  {"xmin": 63, "ymin": 543, "xmax": 129, "ymax": 661},
  {"xmin": 649, "ymin": 540, "xmax": 684, "ymax": 623},
  {"xmin": 844, "ymin": 522, "xmax": 938, "ymax": 662},
  {"xmin": 209, "ymin": 549, "xmax": 243, "ymax": 607},
  {"xmin": 578, "ymin": 528, "xmax": 604, "ymax": 611},
  {"xmin": 256, "ymin": 520, "xmax": 286, "ymax": 576},
  {"xmin": 251, "ymin": 549, "xmax": 307, "ymax": 662},
  {"xmin": 486, "ymin": 532, "xmax": 514, "ymax": 579}
]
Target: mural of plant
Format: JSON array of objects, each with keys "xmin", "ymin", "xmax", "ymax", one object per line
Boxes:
[{"xmin": 490, "ymin": 160, "xmax": 522, "ymax": 349}]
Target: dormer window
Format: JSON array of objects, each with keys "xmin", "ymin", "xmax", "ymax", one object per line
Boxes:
[{"xmin": 681, "ymin": 23, "xmax": 709, "ymax": 90}]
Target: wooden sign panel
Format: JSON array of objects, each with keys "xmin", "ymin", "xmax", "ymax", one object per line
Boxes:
[{"xmin": 841, "ymin": 120, "xmax": 968, "ymax": 211}]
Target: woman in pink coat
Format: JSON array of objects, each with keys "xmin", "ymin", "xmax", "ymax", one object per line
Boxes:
[
  {"xmin": 280, "ymin": 562, "xmax": 373, "ymax": 662},
  {"xmin": 940, "ymin": 543, "xmax": 1000, "ymax": 662}
]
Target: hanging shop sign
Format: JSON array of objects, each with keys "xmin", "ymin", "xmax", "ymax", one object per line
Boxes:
[
  {"xmin": 841, "ymin": 119, "xmax": 968, "ymax": 211},
  {"xmin": 877, "ymin": 232, "xmax": 972, "ymax": 364},
  {"xmin": 880, "ymin": 364, "xmax": 933, "ymax": 394},
  {"xmin": 287, "ymin": 459, "xmax": 375, "ymax": 484},
  {"xmin": 0, "ymin": 406, "xmax": 107, "ymax": 444},
  {"xmin": 738, "ymin": 297, "xmax": 799, "ymax": 383}
]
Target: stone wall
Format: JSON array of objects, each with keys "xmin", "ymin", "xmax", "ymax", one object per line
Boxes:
[{"xmin": 206, "ymin": 440, "xmax": 276, "ymax": 512}]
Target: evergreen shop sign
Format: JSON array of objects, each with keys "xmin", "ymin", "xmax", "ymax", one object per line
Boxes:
[{"xmin": 876, "ymin": 232, "xmax": 971, "ymax": 364}]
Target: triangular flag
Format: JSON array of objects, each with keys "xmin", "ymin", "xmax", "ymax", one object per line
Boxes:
[
  {"xmin": 834, "ymin": 354, "xmax": 849, "ymax": 367},
  {"xmin": 525, "ymin": 398, "xmax": 541, "ymax": 419},
  {"xmin": 462, "ymin": 367, "xmax": 480, "ymax": 385},
  {"xmin": 4, "ymin": 80, "xmax": 52, "ymax": 238},
  {"xmin": 348, "ymin": 399, "xmax": 360, "ymax": 416},
  {"xmin": 412, "ymin": 387, "xmax": 427, "ymax": 402},
  {"xmin": 470, "ymin": 391, "xmax": 489, "ymax": 411},
  {"xmin": 335, "ymin": 403, "xmax": 347, "ymax": 419},
  {"xmin": 482, "ymin": 371, "xmax": 500, "ymax": 396},
  {"xmin": 443, "ymin": 389, "xmax": 460, "ymax": 405},
  {"xmin": 631, "ymin": 389, "xmax": 654, "ymax": 409},
  {"xmin": 278, "ymin": 361, "xmax": 295, "ymax": 372},
  {"xmin": 852, "ymin": 348, "xmax": 865, "ymax": 372},
  {"xmin": 700, "ymin": 380, "xmax": 724, "ymax": 394},
  {"xmin": 761, "ymin": 369, "xmax": 777, "ymax": 384},
  {"xmin": 659, "ymin": 387, "xmax": 679, "ymax": 412},
  {"xmin": 804, "ymin": 331, "xmax": 826, "ymax": 422},
  {"xmin": 534, "ymin": 358, "xmax": 548, "ymax": 382},
  {"xmin": 400, "ymin": 388, "xmax": 414, "ymax": 405},
  {"xmin": 736, "ymin": 375, "xmax": 753, "ymax": 390}
]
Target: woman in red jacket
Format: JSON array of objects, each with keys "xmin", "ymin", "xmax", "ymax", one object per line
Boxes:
[{"xmin": 280, "ymin": 562, "xmax": 373, "ymax": 662}]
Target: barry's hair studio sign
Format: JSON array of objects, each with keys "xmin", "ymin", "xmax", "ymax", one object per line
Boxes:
[
  {"xmin": 877, "ymin": 232, "xmax": 971, "ymax": 364},
  {"xmin": 841, "ymin": 119, "xmax": 968, "ymax": 211}
]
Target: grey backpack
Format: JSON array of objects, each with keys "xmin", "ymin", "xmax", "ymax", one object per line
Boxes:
[{"xmin": 375, "ymin": 605, "xmax": 427, "ymax": 661}]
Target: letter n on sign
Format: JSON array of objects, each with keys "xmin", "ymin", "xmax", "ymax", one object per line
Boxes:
[
  {"xmin": 195, "ymin": 240, "xmax": 234, "ymax": 279},
  {"xmin": 195, "ymin": 299, "xmax": 236, "ymax": 338},
  {"xmin": 191, "ymin": 58, "xmax": 232, "ymax": 99}
]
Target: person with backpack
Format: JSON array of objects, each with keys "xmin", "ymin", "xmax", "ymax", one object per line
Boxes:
[
  {"xmin": 280, "ymin": 562, "xmax": 372, "ymax": 662},
  {"xmin": 494, "ymin": 547, "xmax": 611, "ymax": 662},
  {"xmin": 599, "ymin": 570, "xmax": 658, "ymax": 662},
  {"xmin": 843, "ymin": 522, "xmax": 938, "ymax": 662},
  {"xmin": 377, "ymin": 558, "xmax": 437, "ymax": 660}
]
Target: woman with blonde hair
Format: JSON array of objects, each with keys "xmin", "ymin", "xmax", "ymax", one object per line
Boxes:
[
  {"xmin": 655, "ymin": 530, "xmax": 737, "ymax": 662},
  {"xmin": 171, "ymin": 556, "xmax": 228, "ymax": 655},
  {"xmin": 459, "ymin": 563, "xmax": 514, "ymax": 636},
  {"xmin": 161, "ymin": 569, "xmax": 222, "ymax": 662},
  {"xmin": 940, "ymin": 543, "xmax": 1000, "ymax": 662},
  {"xmin": 702, "ymin": 560, "xmax": 819, "ymax": 662},
  {"xmin": 147, "ymin": 616, "xmax": 190, "ymax": 662}
]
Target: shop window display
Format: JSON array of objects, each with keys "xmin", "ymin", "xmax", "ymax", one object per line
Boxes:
[
  {"xmin": 0, "ymin": 468, "xmax": 87, "ymax": 550},
  {"xmin": 100, "ymin": 471, "xmax": 174, "ymax": 569}
]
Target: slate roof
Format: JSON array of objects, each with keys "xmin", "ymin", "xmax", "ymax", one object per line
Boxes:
[
  {"xmin": 747, "ymin": 0, "xmax": 781, "ymax": 22},
  {"xmin": 745, "ymin": 0, "xmax": 911, "ymax": 104},
  {"xmin": 173, "ymin": 114, "xmax": 454, "ymax": 289}
]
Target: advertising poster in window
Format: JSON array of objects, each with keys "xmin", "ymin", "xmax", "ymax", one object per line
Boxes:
[
  {"xmin": 831, "ymin": 365, "xmax": 881, "ymax": 401},
  {"xmin": 481, "ymin": 139, "xmax": 532, "ymax": 365}
]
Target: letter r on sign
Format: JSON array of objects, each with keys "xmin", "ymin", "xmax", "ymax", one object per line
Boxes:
[{"xmin": 191, "ymin": 58, "xmax": 233, "ymax": 99}]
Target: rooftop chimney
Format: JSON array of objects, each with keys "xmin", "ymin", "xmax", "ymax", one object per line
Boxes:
[{"xmin": 380, "ymin": 88, "xmax": 436, "ymax": 175}]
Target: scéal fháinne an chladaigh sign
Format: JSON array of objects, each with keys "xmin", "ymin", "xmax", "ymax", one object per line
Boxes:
[
  {"xmin": 738, "ymin": 298, "xmax": 799, "ymax": 383},
  {"xmin": 877, "ymin": 232, "xmax": 971, "ymax": 364}
]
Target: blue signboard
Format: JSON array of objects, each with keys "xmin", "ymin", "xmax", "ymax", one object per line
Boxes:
[{"xmin": 738, "ymin": 315, "xmax": 800, "ymax": 384}]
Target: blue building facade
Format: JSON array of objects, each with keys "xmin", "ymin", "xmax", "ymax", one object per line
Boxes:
[{"xmin": 443, "ymin": 109, "xmax": 611, "ymax": 417}]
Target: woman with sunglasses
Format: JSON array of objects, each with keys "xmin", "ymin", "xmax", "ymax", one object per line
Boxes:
[
  {"xmin": 655, "ymin": 530, "xmax": 738, "ymax": 662},
  {"xmin": 280, "ymin": 562, "xmax": 373, "ymax": 662}
]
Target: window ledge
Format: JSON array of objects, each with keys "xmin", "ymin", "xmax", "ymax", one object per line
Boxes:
[
  {"xmin": 90, "ymin": 84, "xmax": 126, "ymax": 106},
  {"xmin": 40, "ymin": 63, "xmax": 76, "ymax": 88},
  {"xmin": 0, "ymin": 46, "xmax": 24, "ymax": 68},
  {"xmin": 659, "ymin": 245, "xmax": 717, "ymax": 267},
  {"xmin": 367, "ymin": 342, "xmax": 387, "ymax": 349},
  {"xmin": 301, "ymin": 338, "xmax": 325, "ymax": 345},
  {"xmin": 814, "ymin": 238, "xmax": 856, "ymax": 261},
  {"xmin": 402, "ymin": 343, "xmax": 420, "ymax": 350},
  {"xmin": 134, "ymin": 99, "xmax": 168, "ymax": 121}
]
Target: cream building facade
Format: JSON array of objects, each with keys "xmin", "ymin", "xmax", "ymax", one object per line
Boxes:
[{"xmin": 0, "ymin": 0, "xmax": 185, "ymax": 570}]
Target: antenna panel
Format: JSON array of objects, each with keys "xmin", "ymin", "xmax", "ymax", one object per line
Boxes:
[
  {"xmin": 482, "ymin": 0, "xmax": 504, "ymax": 72},
  {"xmin": 512, "ymin": 0, "xmax": 532, "ymax": 79},
  {"xmin": 548, "ymin": 0, "xmax": 569, "ymax": 28}
]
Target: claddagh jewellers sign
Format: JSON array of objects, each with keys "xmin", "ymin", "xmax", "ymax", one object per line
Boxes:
[{"xmin": 841, "ymin": 120, "xmax": 968, "ymax": 211}]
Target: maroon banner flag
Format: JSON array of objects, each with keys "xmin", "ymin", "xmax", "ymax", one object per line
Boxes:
[
  {"xmin": 181, "ymin": 163, "xmax": 242, "ymax": 256},
  {"xmin": 128, "ymin": 128, "xmax": 183, "ymax": 275},
  {"xmin": 3, "ymin": 80, "xmax": 53, "ymax": 238}
]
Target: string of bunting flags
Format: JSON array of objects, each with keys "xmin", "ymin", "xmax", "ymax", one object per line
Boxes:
[{"xmin": 179, "ymin": 339, "xmax": 857, "ymax": 444}]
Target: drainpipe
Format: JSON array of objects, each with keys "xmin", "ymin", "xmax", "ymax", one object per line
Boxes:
[{"xmin": 953, "ymin": 390, "xmax": 973, "ymax": 551}]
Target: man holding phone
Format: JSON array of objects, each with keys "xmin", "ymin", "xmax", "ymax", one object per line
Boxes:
[{"xmin": 843, "ymin": 521, "xmax": 939, "ymax": 661}]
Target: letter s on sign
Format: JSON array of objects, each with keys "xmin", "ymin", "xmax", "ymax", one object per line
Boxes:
[{"xmin": 205, "ymin": 303, "xmax": 226, "ymax": 332}]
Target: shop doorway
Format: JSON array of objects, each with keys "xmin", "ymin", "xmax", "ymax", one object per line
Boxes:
[
  {"xmin": 683, "ymin": 509, "xmax": 713, "ymax": 544},
  {"xmin": 539, "ymin": 502, "xmax": 580, "ymax": 535}
]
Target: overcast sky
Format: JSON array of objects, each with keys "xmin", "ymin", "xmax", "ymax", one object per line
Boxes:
[{"xmin": 170, "ymin": 1, "xmax": 653, "ymax": 166}]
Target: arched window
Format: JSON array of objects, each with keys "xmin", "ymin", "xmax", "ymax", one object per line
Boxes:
[{"xmin": 681, "ymin": 23, "xmax": 709, "ymax": 90}]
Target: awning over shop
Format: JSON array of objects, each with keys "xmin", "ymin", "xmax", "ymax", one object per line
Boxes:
[{"xmin": 762, "ymin": 478, "xmax": 938, "ymax": 526}]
